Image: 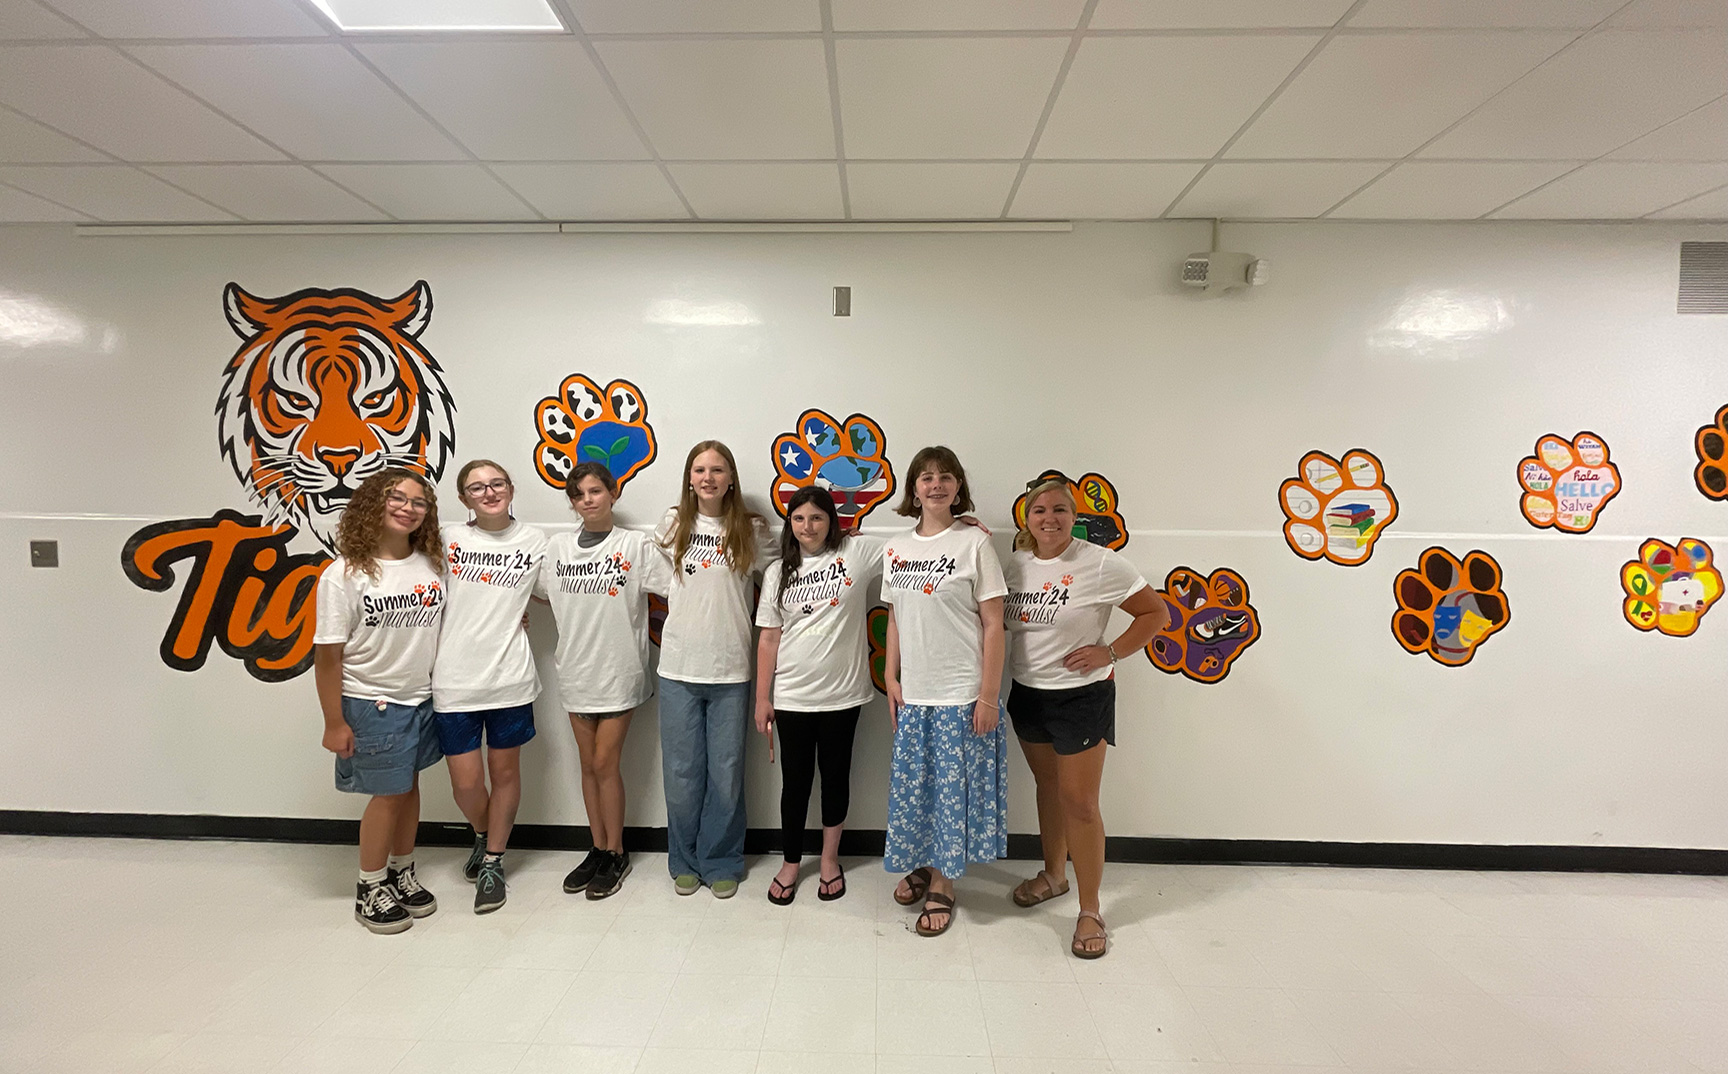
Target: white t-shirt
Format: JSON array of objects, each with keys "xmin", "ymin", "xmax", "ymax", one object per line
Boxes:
[
  {"xmin": 756, "ymin": 534, "xmax": 885, "ymax": 712},
  {"xmin": 880, "ymin": 523, "xmax": 1008, "ymax": 706},
  {"xmin": 314, "ymin": 553, "xmax": 445, "ymax": 705},
  {"xmin": 653, "ymin": 509, "xmax": 776, "ymax": 684},
  {"xmin": 537, "ymin": 528, "xmax": 671, "ymax": 713},
  {"xmin": 1004, "ymin": 539, "xmax": 1149, "ymax": 689},
  {"xmin": 432, "ymin": 520, "xmax": 547, "ymax": 712}
]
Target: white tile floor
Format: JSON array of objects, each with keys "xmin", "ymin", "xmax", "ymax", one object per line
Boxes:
[{"xmin": 3, "ymin": 836, "xmax": 1727, "ymax": 1074}]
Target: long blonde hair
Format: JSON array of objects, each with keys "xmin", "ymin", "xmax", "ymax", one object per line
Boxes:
[
  {"xmin": 1013, "ymin": 479, "xmax": 1073, "ymax": 552},
  {"xmin": 662, "ymin": 440, "xmax": 760, "ymax": 576}
]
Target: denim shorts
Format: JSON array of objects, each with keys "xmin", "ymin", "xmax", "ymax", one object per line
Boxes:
[
  {"xmin": 335, "ymin": 696, "xmax": 443, "ymax": 796},
  {"xmin": 433, "ymin": 702, "xmax": 537, "ymax": 756}
]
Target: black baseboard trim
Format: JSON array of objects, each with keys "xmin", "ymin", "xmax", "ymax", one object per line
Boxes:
[{"xmin": 3, "ymin": 810, "xmax": 1724, "ymax": 875}]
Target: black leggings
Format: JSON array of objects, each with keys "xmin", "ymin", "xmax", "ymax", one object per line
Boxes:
[{"xmin": 775, "ymin": 707, "xmax": 861, "ymax": 862}]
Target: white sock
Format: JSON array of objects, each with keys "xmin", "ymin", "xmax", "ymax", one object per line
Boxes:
[
  {"xmin": 483, "ymin": 851, "xmax": 503, "ymax": 863},
  {"xmin": 387, "ymin": 853, "xmax": 413, "ymax": 872},
  {"xmin": 359, "ymin": 865, "xmax": 388, "ymax": 886}
]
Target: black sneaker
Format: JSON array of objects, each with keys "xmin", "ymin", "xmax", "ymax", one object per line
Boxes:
[
  {"xmin": 474, "ymin": 856, "xmax": 506, "ymax": 914},
  {"xmin": 562, "ymin": 848, "xmax": 605, "ymax": 894},
  {"xmin": 463, "ymin": 833, "xmax": 487, "ymax": 883},
  {"xmin": 385, "ymin": 862, "xmax": 437, "ymax": 918},
  {"xmin": 586, "ymin": 851, "xmax": 631, "ymax": 900},
  {"xmin": 355, "ymin": 881, "xmax": 412, "ymax": 934}
]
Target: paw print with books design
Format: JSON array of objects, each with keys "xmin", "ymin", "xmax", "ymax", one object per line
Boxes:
[{"xmin": 1279, "ymin": 449, "xmax": 1398, "ymax": 565}]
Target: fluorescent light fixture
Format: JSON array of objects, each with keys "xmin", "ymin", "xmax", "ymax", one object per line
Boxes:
[{"xmin": 307, "ymin": 0, "xmax": 563, "ymax": 32}]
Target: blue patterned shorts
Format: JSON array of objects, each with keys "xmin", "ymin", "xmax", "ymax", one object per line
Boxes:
[{"xmin": 884, "ymin": 702, "xmax": 1008, "ymax": 878}]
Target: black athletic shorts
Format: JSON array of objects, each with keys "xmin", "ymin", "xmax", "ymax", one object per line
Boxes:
[{"xmin": 1006, "ymin": 678, "xmax": 1115, "ymax": 755}]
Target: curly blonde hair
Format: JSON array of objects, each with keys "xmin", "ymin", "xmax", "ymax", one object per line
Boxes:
[{"xmin": 335, "ymin": 468, "xmax": 442, "ymax": 580}]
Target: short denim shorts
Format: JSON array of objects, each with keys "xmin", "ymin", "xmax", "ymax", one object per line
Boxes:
[
  {"xmin": 334, "ymin": 696, "xmax": 443, "ymax": 796},
  {"xmin": 433, "ymin": 702, "xmax": 537, "ymax": 756}
]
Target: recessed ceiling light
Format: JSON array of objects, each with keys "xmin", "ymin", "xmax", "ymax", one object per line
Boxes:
[{"xmin": 307, "ymin": 0, "xmax": 564, "ymax": 33}]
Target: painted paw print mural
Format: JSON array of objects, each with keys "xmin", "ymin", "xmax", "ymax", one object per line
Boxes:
[
  {"xmin": 1518, "ymin": 432, "xmax": 1619, "ymax": 532},
  {"xmin": 1012, "ymin": 470, "xmax": 1129, "ymax": 549},
  {"xmin": 869, "ymin": 605, "xmax": 889, "ymax": 694},
  {"xmin": 534, "ymin": 374, "xmax": 657, "ymax": 490},
  {"xmin": 1392, "ymin": 548, "xmax": 1508, "ymax": 666},
  {"xmin": 1145, "ymin": 567, "xmax": 1261, "ymax": 684},
  {"xmin": 1621, "ymin": 538, "xmax": 1722, "ymax": 637},
  {"xmin": 1694, "ymin": 406, "xmax": 1728, "ymax": 500},
  {"xmin": 1279, "ymin": 449, "xmax": 1398, "ymax": 565},
  {"xmin": 770, "ymin": 409, "xmax": 895, "ymax": 530}
]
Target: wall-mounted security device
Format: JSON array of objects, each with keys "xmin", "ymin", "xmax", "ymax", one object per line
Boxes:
[
  {"xmin": 833, "ymin": 286, "xmax": 851, "ymax": 316},
  {"xmin": 30, "ymin": 540, "xmax": 58, "ymax": 568},
  {"xmin": 1181, "ymin": 219, "xmax": 1267, "ymax": 296}
]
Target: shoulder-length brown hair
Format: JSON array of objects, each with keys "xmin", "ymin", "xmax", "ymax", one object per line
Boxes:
[
  {"xmin": 661, "ymin": 440, "xmax": 761, "ymax": 575},
  {"xmin": 894, "ymin": 444, "xmax": 975, "ymax": 517},
  {"xmin": 335, "ymin": 468, "xmax": 442, "ymax": 580}
]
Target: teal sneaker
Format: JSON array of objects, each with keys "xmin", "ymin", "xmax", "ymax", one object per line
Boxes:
[
  {"xmin": 463, "ymin": 832, "xmax": 487, "ymax": 883},
  {"xmin": 710, "ymin": 879, "xmax": 738, "ymax": 900},
  {"xmin": 674, "ymin": 873, "xmax": 700, "ymax": 896},
  {"xmin": 474, "ymin": 857, "xmax": 506, "ymax": 914}
]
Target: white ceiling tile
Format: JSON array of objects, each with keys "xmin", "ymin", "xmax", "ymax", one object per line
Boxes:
[
  {"xmin": 1330, "ymin": 161, "xmax": 1580, "ymax": 218},
  {"xmin": 593, "ymin": 39, "xmax": 833, "ymax": 160},
  {"xmin": 0, "ymin": 180, "xmax": 91, "ymax": 220},
  {"xmin": 1229, "ymin": 32, "xmax": 1571, "ymax": 158},
  {"xmin": 837, "ymin": 37, "xmax": 1070, "ymax": 159},
  {"xmin": 359, "ymin": 40, "xmax": 646, "ymax": 161},
  {"xmin": 1609, "ymin": 97, "xmax": 1728, "ymax": 160},
  {"xmin": 1090, "ymin": 0, "xmax": 1353, "ymax": 29},
  {"xmin": 0, "ymin": 44, "xmax": 282, "ymax": 161},
  {"xmin": 0, "ymin": 109, "xmax": 107, "ymax": 162},
  {"xmin": 1421, "ymin": 30, "xmax": 1727, "ymax": 159},
  {"xmin": 487, "ymin": 162, "xmax": 687, "ymax": 218},
  {"xmin": 1610, "ymin": 0, "xmax": 1728, "ymax": 29},
  {"xmin": 314, "ymin": 163, "xmax": 536, "ymax": 220},
  {"xmin": 665, "ymin": 162, "xmax": 841, "ymax": 219},
  {"xmin": 846, "ymin": 162, "xmax": 1018, "ymax": 219},
  {"xmin": 1490, "ymin": 161, "xmax": 1728, "ymax": 218},
  {"xmin": 1350, "ymin": 1, "xmax": 1624, "ymax": 28},
  {"xmin": 1037, "ymin": 35, "xmax": 1318, "ymax": 158},
  {"xmin": 126, "ymin": 43, "xmax": 466, "ymax": 161},
  {"xmin": 1648, "ymin": 183, "xmax": 1728, "ymax": 219},
  {"xmin": 832, "ymin": 0, "xmax": 1085, "ymax": 31},
  {"xmin": 42, "ymin": 0, "xmax": 330, "ymax": 38},
  {"xmin": 0, "ymin": 1, "xmax": 86, "ymax": 38},
  {"xmin": 1170, "ymin": 161, "xmax": 1387, "ymax": 217},
  {"xmin": 1009, "ymin": 161, "xmax": 1200, "ymax": 217},
  {"xmin": 568, "ymin": 0, "xmax": 819, "ymax": 33},
  {"xmin": 145, "ymin": 164, "xmax": 387, "ymax": 220},
  {"xmin": 0, "ymin": 164, "xmax": 237, "ymax": 220}
]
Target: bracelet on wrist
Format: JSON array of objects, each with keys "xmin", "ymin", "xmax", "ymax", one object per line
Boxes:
[{"xmin": 1106, "ymin": 642, "xmax": 1119, "ymax": 664}]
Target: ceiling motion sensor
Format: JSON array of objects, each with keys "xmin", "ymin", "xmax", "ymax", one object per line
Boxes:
[{"xmin": 1181, "ymin": 219, "xmax": 1268, "ymax": 296}]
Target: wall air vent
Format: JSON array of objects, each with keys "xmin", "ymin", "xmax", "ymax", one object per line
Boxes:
[{"xmin": 1679, "ymin": 242, "xmax": 1728, "ymax": 314}]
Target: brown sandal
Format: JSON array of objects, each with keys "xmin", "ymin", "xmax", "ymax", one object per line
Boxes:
[
  {"xmin": 1071, "ymin": 910, "xmax": 1108, "ymax": 959},
  {"xmin": 915, "ymin": 891, "xmax": 956, "ymax": 937},
  {"xmin": 1011, "ymin": 869, "xmax": 1070, "ymax": 908},
  {"xmin": 894, "ymin": 867, "xmax": 933, "ymax": 906}
]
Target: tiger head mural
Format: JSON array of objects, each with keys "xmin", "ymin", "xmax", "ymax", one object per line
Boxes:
[{"xmin": 217, "ymin": 282, "xmax": 457, "ymax": 553}]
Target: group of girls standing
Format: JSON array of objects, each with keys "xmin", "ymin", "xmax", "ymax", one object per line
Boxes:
[{"xmin": 314, "ymin": 440, "xmax": 1165, "ymax": 959}]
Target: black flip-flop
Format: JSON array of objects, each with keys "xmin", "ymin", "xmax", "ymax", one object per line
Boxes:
[
  {"xmin": 767, "ymin": 876, "xmax": 796, "ymax": 906},
  {"xmin": 817, "ymin": 863, "xmax": 846, "ymax": 902}
]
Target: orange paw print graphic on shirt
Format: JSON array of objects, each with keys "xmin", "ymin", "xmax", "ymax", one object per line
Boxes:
[
  {"xmin": 1012, "ymin": 469, "xmax": 1129, "ymax": 550},
  {"xmin": 1518, "ymin": 432, "xmax": 1619, "ymax": 532},
  {"xmin": 1145, "ymin": 567, "xmax": 1260, "ymax": 684},
  {"xmin": 1279, "ymin": 449, "xmax": 1398, "ymax": 565},
  {"xmin": 1621, "ymin": 538, "xmax": 1722, "ymax": 636},
  {"xmin": 1392, "ymin": 548, "xmax": 1509, "ymax": 666},
  {"xmin": 771, "ymin": 409, "xmax": 896, "ymax": 531},
  {"xmin": 534, "ymin": 374, "xmax": 658, "ymax": 491}
]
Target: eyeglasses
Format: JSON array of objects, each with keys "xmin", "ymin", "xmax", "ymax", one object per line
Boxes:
[
  {"xmin": 464, "ymin": 478, "xmax": 510, "ymax": 497},
  {"xmin": 386, "ymin": 490, "xmax": 431, "ymax": 512}
]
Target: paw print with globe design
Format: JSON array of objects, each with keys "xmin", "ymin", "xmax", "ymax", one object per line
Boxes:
[
  {"xmin": 1392, "ymin": 548, "xmax": 1508, "ymax": 666},
  {"xmin": 1145, "ymin": 567, "xmax": 1261, "ymax": 684},
  {"xmin": 534, "ymin": 374, "xmax": 657, "ymax": 491},
  {"xmin": 1621, "ymin": 537, "xmax": 1722, "ymax": 637},
  {"xmin": 1518, "ymin": 432, "xmax": 1619, "ymax": 532},
  {"xmin": 771, "ymin": 409, "xmax": 895, "ymax": 530},
  {"xmin": 1279, "ymin": 449, "xmax": 1398, "ymax": 565},
  {"xmin": 1012, "ymin": 469, "xmax": 1129, "ymax": 550}
]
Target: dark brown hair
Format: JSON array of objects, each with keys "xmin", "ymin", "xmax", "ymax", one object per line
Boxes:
[
  {"xmin": 775, "ymin": 486, "xmax": 844, "ymax": 607},
  {"xmin": 564, "ymin": 461, "xmax": 618, "ymax": 499},
  {"xmin": 894, "ymin": 445, "xmax": 975, "ymax": 517}
]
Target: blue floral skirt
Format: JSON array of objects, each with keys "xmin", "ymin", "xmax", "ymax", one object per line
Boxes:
[{"xmin": 884, "ymin": 702, "xmax": 1008, "ymax": 877}]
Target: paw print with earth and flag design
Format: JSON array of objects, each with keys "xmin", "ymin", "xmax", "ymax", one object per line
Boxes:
[
  {"xmin": 1518, "ymin": 432, "xmax": 1619, "ymax": 532},
  {"xmin": 534, "ymin": 374, "xmax": 657, "ymax": 491},
  {"xmin": 1279, "ymin": 449, "xmax": 1398, "ymax": 565},
  {"xmin": 1621, "ymin": 537, "xmax": 1722, "ymax": 637},
  {"xmin": 771, "ymin": 409, "xmax": 895, "ymax": 531},
  {"xmin": 1012, "ymin": 469, "xmax": 1129, "ymax": 549},
  {"xmin": 1392, "ymin": 548, "xmax": 1509, "ymax": 666},
  {"xmin": 1145, "ymin": 567, "xmax": 1261, "ymax": 684}
]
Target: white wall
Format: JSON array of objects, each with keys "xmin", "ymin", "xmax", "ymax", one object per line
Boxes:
[{"xmin": 3, "ymin": 219, "xmax": 1727, "ymax": 849}]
